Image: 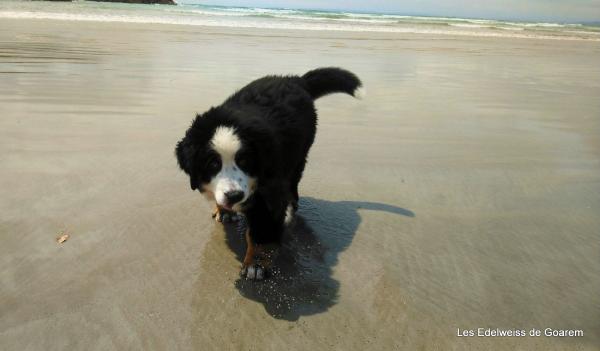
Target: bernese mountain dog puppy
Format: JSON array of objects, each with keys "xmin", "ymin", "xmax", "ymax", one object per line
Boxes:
[{"xmin": 176, "ymin": 67, "xmax": 363, "ymax": 280}]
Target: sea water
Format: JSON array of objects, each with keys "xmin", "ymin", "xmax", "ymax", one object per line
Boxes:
[{"xmin": 1, "ymin": 0, "xmax": 599, "ymax": 41}]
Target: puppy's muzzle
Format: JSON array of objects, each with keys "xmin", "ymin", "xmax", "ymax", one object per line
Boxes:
[{"xmin": 224, "ymin": 190, "xmax": 244, "ymax": 207}]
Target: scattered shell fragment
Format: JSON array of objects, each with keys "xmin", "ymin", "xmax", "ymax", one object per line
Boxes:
[{"xmin": 57, "ymin": 233, "xmax": 69, "ymax": 244}]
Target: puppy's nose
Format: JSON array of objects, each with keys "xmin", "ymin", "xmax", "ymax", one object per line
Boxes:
[{"xmin": 224, "ymin": 190, "xmax": 244, "ymax": 205}]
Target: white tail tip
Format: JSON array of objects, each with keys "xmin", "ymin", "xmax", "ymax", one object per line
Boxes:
[{"xmin": 354, "ymin": 86, "xmax": 366, "ymax": 100}]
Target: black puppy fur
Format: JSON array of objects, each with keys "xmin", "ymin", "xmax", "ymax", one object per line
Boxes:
[{"xmin": 176, "ymin": 67, "xmax": 362, "ymax": 246}]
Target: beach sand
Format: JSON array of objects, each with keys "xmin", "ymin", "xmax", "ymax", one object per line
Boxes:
[{"xmin": 1, "ymin": 18, "xmax": 599, "ymax": 350}]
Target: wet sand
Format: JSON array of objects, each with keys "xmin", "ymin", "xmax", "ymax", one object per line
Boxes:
[{"xmin": 1, "ymin": 18, "xmax": 599, "ymax": 350}]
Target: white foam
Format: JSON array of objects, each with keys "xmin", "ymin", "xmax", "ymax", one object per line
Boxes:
[{"xmin": 0, "ymin": 7, "xmax": 598, "ymax": 42}]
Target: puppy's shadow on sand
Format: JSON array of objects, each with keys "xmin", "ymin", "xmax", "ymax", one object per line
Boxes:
[{"xmin": 224, "ymin": 197, "xmax": 414, "ymax": 321}]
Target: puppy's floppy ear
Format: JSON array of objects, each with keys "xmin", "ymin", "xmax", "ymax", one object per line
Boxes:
[{"xmin": 175, "ymin": 137, "xmax": 199, "ymax": 190}]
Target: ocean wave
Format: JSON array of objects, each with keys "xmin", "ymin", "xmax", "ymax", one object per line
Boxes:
[
  {"xmin": 0, "ymin": 2, "xmax": 598, "ymax": 41},
  {"xmin": 185, "ymin": 5, "xmax": 599, "ymax": 30}
]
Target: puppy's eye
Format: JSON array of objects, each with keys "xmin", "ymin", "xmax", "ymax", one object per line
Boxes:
[
  {"xmin": 206, "ymin": 157, "xmax": 221, "ymax": 172},
  {"xmin": 236, "ymin": 153, "xmax": 252, "ymax": 169}
]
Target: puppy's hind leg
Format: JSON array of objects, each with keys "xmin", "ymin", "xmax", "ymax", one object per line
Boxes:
[
  {"xmin": 284, "ymin": 202, "xmax": 295, "ymax": 226},
  {"xmin": 289, "ymin": 162, "xmax": 306, "ymax": 213}
]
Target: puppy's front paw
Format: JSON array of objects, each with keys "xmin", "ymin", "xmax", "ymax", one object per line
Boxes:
[
  {"xmin": 212, "ymin": 207, "xmax": 240, "ymax": 223},
  {"xmin": 241, "ymin": 264, "xmax": 266, "ymax": 281}
]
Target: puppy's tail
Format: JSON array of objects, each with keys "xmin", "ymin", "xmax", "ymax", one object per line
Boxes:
[{"xmin": 302, "ymin": 67, "xmax": 365, "ymax": 100}]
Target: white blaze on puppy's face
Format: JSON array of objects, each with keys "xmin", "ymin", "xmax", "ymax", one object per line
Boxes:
[{"xmin": 207, "ymin": 126, "xmax": 256, "ymax": 211}]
